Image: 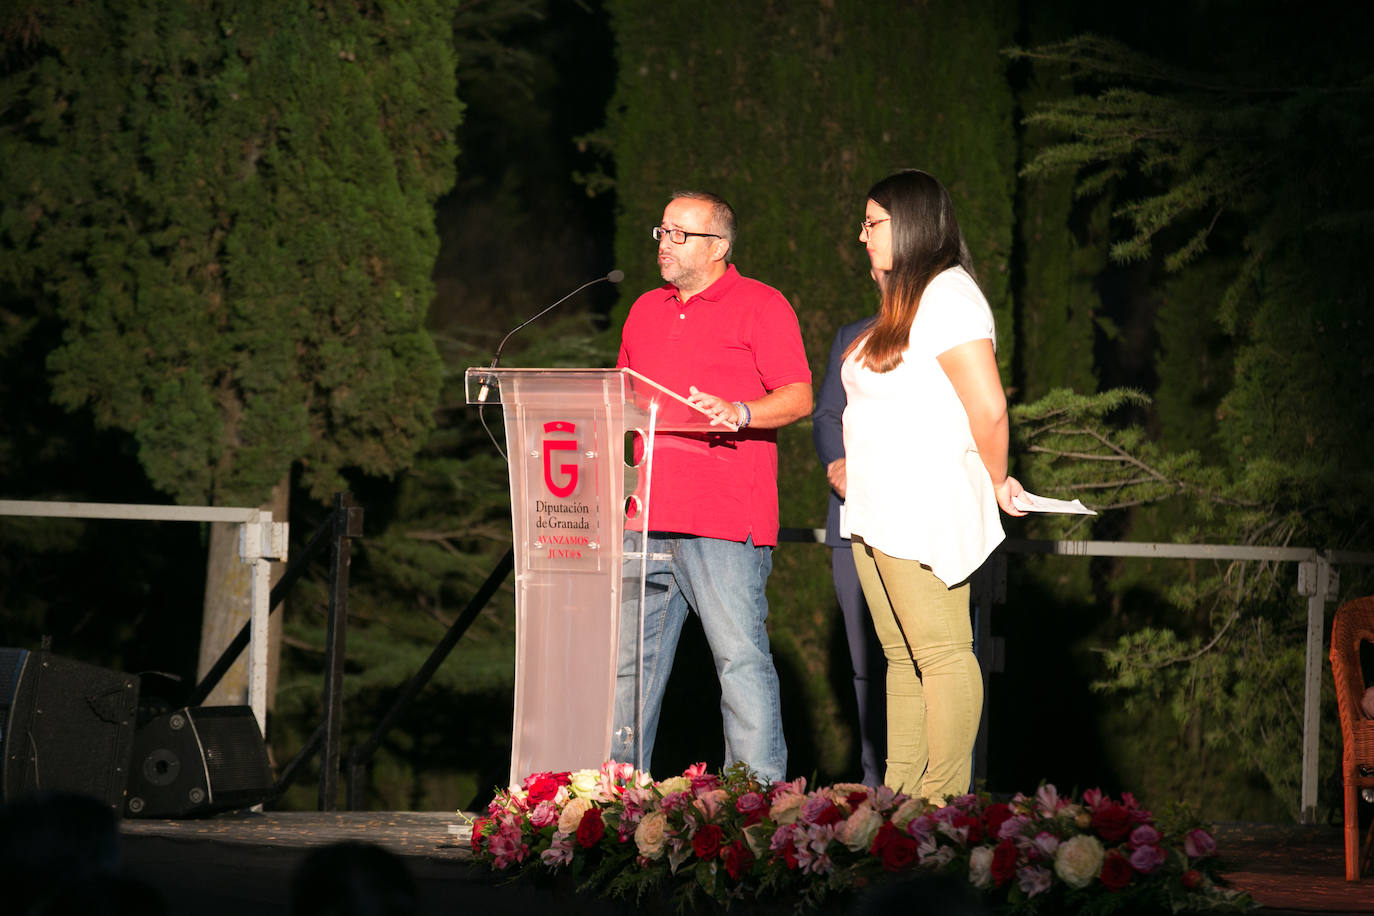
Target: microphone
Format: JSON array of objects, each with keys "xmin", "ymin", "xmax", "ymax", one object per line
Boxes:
[{"xmin": 477, "ymin": 270, "xmax": 624, "ymax": 403}]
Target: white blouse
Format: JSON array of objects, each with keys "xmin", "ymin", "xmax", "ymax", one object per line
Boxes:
[{"xmin": 840, "ymin": 266, "xmax": 1004, "ymax": 587}]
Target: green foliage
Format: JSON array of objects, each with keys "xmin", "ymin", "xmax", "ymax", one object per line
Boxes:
[
  {"xmin": 1007, "ymin": 17, "xmax": 1374, "ymax": 817},
  {"xmin": 1013, "ymin": 384, "xmax": 1360, "ymax": 814},
  {"xmin": 599, "ymin": 0, "xmax": 1017, "ymax": 782},
  {"xmin": 0, "ymin": 0, "xmax": 460, "ymax": 507},
  {"xmin": 1008, "ymin": 32, "xmax": 1374, "ymax": 306}
]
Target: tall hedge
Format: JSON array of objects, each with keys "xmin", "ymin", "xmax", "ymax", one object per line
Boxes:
[
  {"xmin": 602, "ymin": 0, "xmax": 1016, "ymax": 779},
  {"xmin": 1, "ymin": 0, "xmax": 459, "ymax": 507}
]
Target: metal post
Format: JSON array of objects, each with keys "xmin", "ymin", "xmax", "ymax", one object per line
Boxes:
[
  {"xmin": 320, "ymin": 492, "xmax": 362, "ymax": 811},
  {"xmin": 240, "ymin": 511, "xmax": 287, "ymax": 736},
  {"xmin": 1297, "ymin": 553, "xmax": 1337, "ymax": 824}
]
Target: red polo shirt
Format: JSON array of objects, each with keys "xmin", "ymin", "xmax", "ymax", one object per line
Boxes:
[{"xmin": 616, "ymin": 265, "xmax": 810, "ymax": 546}]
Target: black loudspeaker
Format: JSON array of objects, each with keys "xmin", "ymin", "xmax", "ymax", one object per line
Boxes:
[
  {"xmin": 124, "ymin": 705, "xmax": 274, "ymax": 818},
  {"xmin": 0, "ymin": 648, "xmax": 141, "ymax": 812}
]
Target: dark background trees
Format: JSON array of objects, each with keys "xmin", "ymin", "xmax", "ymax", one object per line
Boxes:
[{"xmin": 2, "ymin": 0, "xmax": 1371, "ymax": 819}]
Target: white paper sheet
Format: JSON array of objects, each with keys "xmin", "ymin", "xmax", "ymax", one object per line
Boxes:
[{"xmin": 1012, "ymin": 491, "xmax": 1097, "ymax": 515}]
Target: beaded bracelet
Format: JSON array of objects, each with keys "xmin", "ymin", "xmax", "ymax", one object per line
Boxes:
[{"xmin": 733, "ymin": 401, "xmax": 751, "ymax": 429}]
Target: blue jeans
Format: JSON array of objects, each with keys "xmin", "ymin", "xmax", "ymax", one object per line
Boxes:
[{"xmin": 611, "ymin": 532, "xmax": 788, "ymax": 783}]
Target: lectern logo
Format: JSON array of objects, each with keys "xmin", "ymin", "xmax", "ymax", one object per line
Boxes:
[{"xmin": 542, "ymin": 421, "xmax": 579, "ymax": 498}]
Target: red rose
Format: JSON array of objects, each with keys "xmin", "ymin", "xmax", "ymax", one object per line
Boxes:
[
  {"xmin": 811, "ymin": 802, "xmax": 845, "ymax": 826},
  {"xmin": 1100, "ymin": 852, "xmax": 1134, "ymax": 891},
  {"xmin": 990, "ymin": 839, "xmax": 1019, "ymax": 887},
  {"xmin": 983, "ymin": 802, "xmax": 1013, "ymax": 838},
  {"xmin": 879, "ymin": 831, "xmax": 920, "ymax": 872},
  {"xmin": 1181, "ymin": 869, "xmax": 1204, "ymax": 890},
  {"xmin": 1091, "ymin": 802, "xmax": 1135, "ymax": 843},
  {"xmin": 723, "ymin": 840, "xmax": 755, "ymax": 880},
  {"xmin": 471, "ymin": 816, "xmax": 490, "ymax": 853},
  {"xmin": 692, "ymin": 823, "xmax": 724, "ymax": 860},
  {"xmin": 846, "ymin": 790, "xmax": 870, "ymax": 810},
  {"xmin": 871, "ymin": 821, "xmax": 900, "ymax": 855},
  {"xmin": 525, "ymin": 775, "xmax": 562, "ymax": 804},
  {"xmin": 953, "ymin": 814, "xmax": 983, "ymax": 844},
  {"xmin": 576, "ymin": 808, "xmax": 605, "ymax": 848},
  {"xmin": 782, "ymin": 841, "xmax": 800, "ymax": 870}
]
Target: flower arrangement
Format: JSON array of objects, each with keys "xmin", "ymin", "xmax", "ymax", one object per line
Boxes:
[{"xmin": 469, "ymin": 761, "xmax": 1253, "ymax": 914}]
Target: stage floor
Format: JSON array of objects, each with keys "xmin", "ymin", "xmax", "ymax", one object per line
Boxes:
[{"xmin": 118, "ymin": 812, "xmax": 1373, "ymax": 915}]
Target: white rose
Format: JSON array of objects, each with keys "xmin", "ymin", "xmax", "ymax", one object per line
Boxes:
[
  {"xmin": 769, "ymin": 792, "xmax": 803, "ymax": 825},
  {"xmin": 656, "ymin": 776, "xmax": 691, "ymax": 796},
  {"xmin": 968, "ymin": 846, "xmax": 995, "ymax": 889},
  {"xmin": 568, "ymin": 769, "xmax": 603, "ymax": 800},
  {"xmin": 1054, "ymin": 834, "xmax": 1105, "ymax": 889},
  {"xmin": 890, "ymin": 797, "xmax": 927, "ymax": 830},
  {"xmin": 837, "ymin": 806, "xmax": 884, "ymax": 852},
  {"xmin": 557, "ymin": 796, "xmax": 593, "ymax": 834},
  {"xmin": 635, "ymin": 810, "xmax": 668, "ymax": 859}
]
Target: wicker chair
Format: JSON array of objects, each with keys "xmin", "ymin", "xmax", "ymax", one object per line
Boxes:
[{"xmin": 1330, "ymin": 595, "xmax": 1374, "ymax": 881}]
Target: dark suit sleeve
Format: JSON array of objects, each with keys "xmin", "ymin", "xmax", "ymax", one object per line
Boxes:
[{"xmin": 812, "ymin": 326, "xmax": 850, "ymax": 468}]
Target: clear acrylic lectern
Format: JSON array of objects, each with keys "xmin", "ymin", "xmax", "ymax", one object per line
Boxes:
[{"xmin": 464, "ymin": 367, "xmax": 731, "ymax": 785}]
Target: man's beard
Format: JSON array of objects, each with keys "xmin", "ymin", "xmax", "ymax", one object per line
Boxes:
[{"xmin": 661, "ymin": 259, "xmax": 702, "ymax": 291}]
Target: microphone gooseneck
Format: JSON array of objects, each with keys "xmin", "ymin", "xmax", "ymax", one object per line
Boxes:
[{"xmin": 476, "ymin": 269, "xmax": 624, "ymax": 404}]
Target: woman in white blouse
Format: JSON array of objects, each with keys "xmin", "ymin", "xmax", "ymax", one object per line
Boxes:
[{"xmin": 840, "ymin": 169, "xmax": 1025, "ymax": 803}]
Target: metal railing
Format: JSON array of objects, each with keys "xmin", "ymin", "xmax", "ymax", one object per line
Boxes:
[
  {"xmin": 0, "ymin": 492, "xmax": 364, "ymax": 812},
  {"xmin": 782, "ymin": 526, "xmax": 1374, "ymax": 824}
]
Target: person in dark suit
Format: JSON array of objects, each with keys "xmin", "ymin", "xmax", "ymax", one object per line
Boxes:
[{"xmin": 813, "ymin": 314, "xmax": 885, "ymax": 787}]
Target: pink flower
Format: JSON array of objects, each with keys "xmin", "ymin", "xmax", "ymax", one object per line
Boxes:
[
  {"xmin": 489, "ymin": 822, "xmax": 530, "ymax": 869},
  {"xmin": 792, "ymin": 823, "xmax": 837, "ymax": 874},
  {"xmin": 1034, "ymin": 784, "xmax": 1065, "ymax": 817},
  {"xmin": 905, "ymin": 815, "xmax": 935, "ymax": 843},
  {"xmin": 694, "ymin": 788, "xmax": 730, "ymax": 820},
  {"xmin": 660, "ymin": 790, "xmax": 691, "ymax": 814},
  {"xmin": 539, "ymin": 830, "xmax": 573, "ymax": 867},
  {"xmin": 1184, "ymin": 828, "xmax": 1217, "ymax": 858},
  {"xmin": 801, "ymin": 795, "xmax": 844, "ymax": 826},
  {"xmin": 1082, "ymin": 788, "xmax": 1106, "ymax": 809},
  {"xmin": 735, "ymin": 790, "xmax": 768, "ymax": 826},
  {"xmin": 601, "ymin": 760, "xmax": 636, "ymax": 783},
  {"xmin": 1121, "ymin": 791, "xmax": 1149, "ymax": 817},
  {"xmin": 1017, "ymin": 865, "xmax": 1053, "ymax": 897},
  {"xmin": 771, "ymin": 822, "xmax": 799, "ymax": 854},
  {"xmin": 528, "ymin": 800, "xmax": 558, "ymax": 829},
  {"xmin": 1128, "ymin": 824, "xmax": 1161, "ymax": 848},
  {"xmin": 1129, "ymin": 843, "xmax": 1167, "ymax": 874},
  {"xmin": 998, "ymin": 814, "xmax": 1032, "ymax": 840},
  {"xmin": 684, "ymin": 762, "xmax": 720, "ymax": 793},
  {"xmin": 930, "ymin": 803, "xmax": 960, "ymax": 824},
  {"xmin": 1029, "ymin": 831, "xmax": 1060, "ymax": 860},
  {"xmin": 768, "ymin": 777, "xmax": 808, "ymax": 802}
]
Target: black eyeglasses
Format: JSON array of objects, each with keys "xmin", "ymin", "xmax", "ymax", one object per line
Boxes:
[{"xmin": 652, "ymin": 226, "xmax": 722, "ymax": 245}]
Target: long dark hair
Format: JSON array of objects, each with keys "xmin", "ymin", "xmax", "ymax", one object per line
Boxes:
[{"xmin": 846, "ymin": 170, "xmax": 978, "ymax": 372}]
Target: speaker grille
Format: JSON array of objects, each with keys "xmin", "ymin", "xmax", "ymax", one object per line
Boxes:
[
  {"xmin": 0, "ymin": 650, "xmax": 139, "ymax": 811},
  {"xmin": 189, "ymin": 707, "xmax": 273, "ymax": 802},
  {"xmin": 125, "ymin": 706, "xmax": 272, "ymax": 817}
]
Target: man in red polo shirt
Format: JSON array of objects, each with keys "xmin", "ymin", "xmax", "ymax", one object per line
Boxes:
[{"xmin": 612, "ymin": 190, "xmax": 811, "ymax": 783}]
